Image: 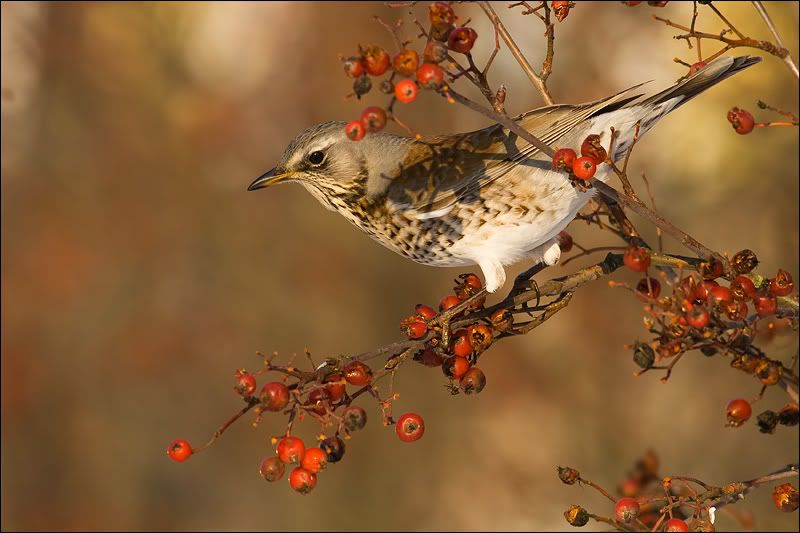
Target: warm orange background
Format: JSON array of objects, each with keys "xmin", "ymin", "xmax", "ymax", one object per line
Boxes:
[{"xmin": 2, "ymin": 2, "xmax": 798, "ymax": 531}]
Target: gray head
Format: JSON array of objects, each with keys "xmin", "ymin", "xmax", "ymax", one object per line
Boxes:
[{"xmin": 248, "ymin": 121, "xmax": 411, "ymax": 211}]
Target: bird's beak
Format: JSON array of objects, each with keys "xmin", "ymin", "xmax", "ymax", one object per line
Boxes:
[{"xmin": 247, "ymin": 168, "xmax": 295, "ymax": 191}]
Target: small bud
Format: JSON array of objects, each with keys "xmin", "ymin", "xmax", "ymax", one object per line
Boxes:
[{"xmin": 557, "ymin": 466, "xmax": 580, "ymax": 485}]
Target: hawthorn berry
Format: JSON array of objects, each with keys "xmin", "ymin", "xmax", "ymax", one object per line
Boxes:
[
  {"xmin": 727, "ymin": 107, "xmax": 755, "ymax": 134},
  {"xmin": 460, "ymin": 366, "xmax": 486, "ymax": 394},
  {"xmin": 580, "ymin": 134, "xmax": 607, "ymax": 165},
  {"xmin": 234, "ymin": 369, "xmax": 257, "ymax": 397},
  {"xmin": 700, "ymin": 257, "xmax": 725, "ymax": 280},
  {"xmin": 551, "ymin": 1, "xmax": 572, "ymax": 22},
  {"xmin": 770, "ymin": 269, "xmax": 794, "ymax": 297},
  {"xmin": 429, "ymin": 1, "xmax": 456, "ymax": 27},
  {"xmin": 320, "ymin": 435, "xmax": 346, "ymax": 463},
  {"xmin": 731, "ymin": 275, "xmax": 756, "ymax": 300},
  {"xmin": 724, "ymin": 299, "xmax": 748, "ymax": 321},
  {"xmin": 725, "ymin": 398, "xmax": 752, "ymax": 427},
  {"xmin": 345, "ymin": 120, "xmax": 366, "ymax": 141},
  {"xmin": 552, "ymin": 147, "xmax": 577, "ymax": 171},
  {"xmin": 259, "ymin": 456, "xmax": 285, "ymax": 482},
  {"xmin": 430, "ymin": 22, "xmax": 455, "ymax": 42},
  {"xmin": 451, "ymin": 330, "xmax": 473, "ymax": 358},
  {"xmin": 395, "ymin": 412, "xmax": 425, "ymax": 442},
  {"xmin": 343, "ymin": 405, "xmax": 368, "ymax": 432},
  {"xmin": 343, "ymin": 360, "xmax": 373, "ymax": 386},
  {"xmin": 558, "ymin": 466, "xmax": 580, "ymax": 485},
  {"xmin": 633, "ymin": 343, "xmax": 655, "ymax": 369},
  {"xmin": 360, "ymin": 106, "xmax": 387, "ymax": 132},
  {"xmin": 772, "ymin": 483, "xmax": 799, "ymax": 512},
  {"xmin": 456, "ymin": 272, "xmax": 483, "ymax": 293},
  {"xmin": 623, "ymin": 246, "xmax": 650, "ymax": 272},
  {"xmin": 466, "ymin": 323, "xmax": 493, "ymax": 353},
  {"xmin": 392, "ymin": 49, "xmax": 420, "ymax": 77},
  {"xmin": 379, "ymin": 79, "xmax": 394, "ymax": 95},
  {"xmin": 572, "ymin": 156, "xmax": 597, "ymax": 181},
  {"xmin": 439, "ymin": 294, "xmax": 461, "ymax": 311},
  {"xmin": 664, "ymin": 518, "xmax": 690, "ymax": 532},
  {"xmin": 693, "ymin": 280, "xmax": 719, "ymax": 302},
  {"xmin": 415, "ymin": 303, "xmax": 437, "ymax": 321},
  {"xmin": 342, "ymin": 56, "xmax": 364, "ymax": 78},
  {"xmin": 260, "ymin": 381, "xmax": 290, "ymax": 411},
  {"xmin": 394, "ymin": 79, "xmax": 419, "ymax": 104},
  {"xmin": 755, "ymin": 359, "xmax": 782, "ymax": 385},
  {"xmin": 686, "ymin": 306, "xmax": 710, "ymax": 329},
  {"xmin": 167, "ymin": 439, "xmax": 193, "ymax": 463},
  {"xmin": 490, "ymin": 308, "xmax": 513, "ymax": 332},
  {"xmin": 323, "ymin": 373, "xmax": 347, "ymax": 402},
  {"xmin": 416, "ymin": 63, "xmax": 445, "ymax": 89},
  {"xmin": 306, "ymin": 387, "xmax": 330, "ymax": 416},
  {"xmin": 635, "ymin": 277, "xmax": 661, "ymax": 300},
  {"xmin": 300, "ymin": 447, "xmax": 327, "ymax": 474},
  {"xmin": 404, "ymin": 319, "xmax": 428, "ymax": 340},
  {"xmin": 277, "ymin": 436, "xmax": 305, "ymax": 465},
  {"xmin": 753, "ymin": 295, "xmax": 777, "ymax": 316},
  {"xmin": 688, "ymin": 60, "xmax": 707, "ymax": 76},
  {"xmin": 731, "ymin": 249, "xmax": 758, "ymax": 274},
  {"xmin": 564, "ymin": 505, "xmax": 590, "ymax": 527},
  {"xmin": 289, "ymin": 466, "xmax": 317, "ymax": 495},
  {"xmin": 708, "ymin": 285, "xmax": 733, "ymax": 305},
  {"xmin": 352, "ymin": 74, "xmax": 372, "ymax": 98},
  {"xmin": 614, "ymin": 497, "xmax": 640, "ymax": 522},
  {"xmin": 361, "ymin": 44, "xmax": 390, "ymax": 76},
  {"xmin": 442, "ymin": 355, "xmax": 470, "ymax": 379},
  {"xmin": 424, "ymin": 41, "xmax": 449, "ymax": 64},
  {"xmin": 447, "ymin": 26, "xmax": 478, "ymax": 54},
  {"xmin": 618, "ymin": 478, "xmax": 639, "ymax": 497}
]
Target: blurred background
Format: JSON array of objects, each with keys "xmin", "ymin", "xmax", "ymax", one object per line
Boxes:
[{"xmin": 2, "ymin": 1, "xmax": 798, "ymax": 531}]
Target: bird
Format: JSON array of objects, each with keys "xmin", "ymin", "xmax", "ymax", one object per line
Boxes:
[{"xmin": 249, "ymin": 55, "xmax": 759, "ymax": 293}]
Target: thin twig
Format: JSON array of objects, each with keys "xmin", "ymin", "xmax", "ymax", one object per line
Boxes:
[{"xmin": 751, "ymin": 1, "xmax": 799, "ymax": 78}]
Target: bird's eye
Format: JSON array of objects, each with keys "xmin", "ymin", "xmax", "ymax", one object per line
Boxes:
[{"xmin": 308, "ymin": 151, "xmax": 325, "ymax": 165}]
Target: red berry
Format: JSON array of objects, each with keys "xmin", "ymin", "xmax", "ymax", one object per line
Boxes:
[
  {"xmin": 260, "ymin": 381, "xmax": 290, "ymax": 412},
  {"xmin": 708, "ymin": 285, "xmax": 733, "ymax": 305},
  {"xmin": 700, "ymin": 257, "xmax": 724, "ymax": 280},
  {"xmin": 394, "ymin": 79, "xmax": 419, "ymax": 104},
  {"xmin": 259, "ymin": 456, "xmax": 285, "ymax": 482},
  {"xmin": 343, "ymin": 360, "xmax": 373, "ymax": 386},
  {"xmin": 442, "ymin": 355, "xmax": 470, "ymax": 379},
  {"xmin": 580, "ymin": 134, "xmax": 607, "ymax": 165},
  {"xmin": 688, "ymin": 60, "xmax": 707, "ymax": 76},
  {"xmin": 727, "ymin": 107, "xmax": 755, "ymax": 135},
  {"xmin": 288, "ymin": 466, "xmax": 317, "ymax": 494},
  {"xmin": 392, "ymin": 49, "xmax": 420, "ymax": 78},
  {"xmin": 770, "ymin": 269, "xmax": 794, "ymax": 297},
  {"xmin": 396, "ymin": 412, "xmax": 425, "ymax": 442},
  {"xmin": 451, "ymin": 330, "xmax": 473, "ymax": 358},
  {"xmin": 447, "ymin": 26, "xmax": 478, "ymax": 54},
  {"xmin": 551, "ymin": 1, "xmax": 571, "ymax": 21},
  {"xmin": 234, "ymin": 369, "xmax": 257, "ymax": 397},
  {"xmin": 405, "ymin": 319, "xmax": 428, "ymax": 340},
  {"xmin": 439, "ymin": 294, "xmax": 461, "ymax": 311},
  {"xmin": 635, "ymin": 277, "xmax": 661, "ymax": 300},
  {"xmin": 362, "ymin": 44, "xmax": 390, "ymax": 76},
  {"xmin": 343, "ymin": 405, "xmax": 368, "ymax": 432},
  {"xmin": 360, "ymin": 106, "xmax": 387, "ymax": 132},
  {"xmin": 319, "ymin": 435, "xmax": 345, "ymax": 463},
  {"xmin": 754, "ymin": 295, "xmax": 777, "ymax": 316},
  {"xmin": 556, "ymin": 230, "xmax": 574, "ymax": 252},
  {"xmin": 342, "ymin": 56, "xmax": 364, "ymax": 78},
  {"xmin": 622, "ymin": 1, "xmax": 642, "ymax": 4},
  {"xmin": 460, "ymin": 366, "xmax": 486, "ymax": 394},
  {"xmin": 466, "ymin": 323, "xmax": 493, "ymax": 353},
  {"xmin": 614, "ymin": 497, "xmax": 640, "ymax": 523},
  {"xmin": 416, "ymin": 63, "xmax": 445, "ymax": 89},
  {"xmin": 664, "ymin": 518, "xmax": 689, "ymax": 532},
  {"xmin": 306, "ymin": 387, "xmax": 330, "ymax": 416},
  {"xmin": 724, "ymin": 299, "xmax": 748, "ymax": 321},
  {"xmin": 731, "ymin": 275, "xmax": 756, "ymax": 300},
  {"xmin": 623, "ymin": 247, "xmax": 651, "ymax": 272},
  {"xmin": 459, "ymin": 273, "xmax": 483, "ymax": 291},
  {"xmin": 344, "ymin": 120, "xmax": 366, "ymax": 141},
  {"xmin": 415, "ymin": 303, "xmax": 437, "ymax": 321},
  {"xmin": 693, "ymin": 279, "xmax": 719, "ymax": 302},
  {"xmin": 424, "ymin": 41, "xmax": 449, "ymax": 64},
  {"xmin": 572, "ymin": 156, "xmax": 597, "ymax": 181},
  {"xmin": 167, "ymin": 439, "xmax": 193, "ymax": 463},
  {"xmin": 429, "ymin": 1, "xmax": 456, "ymax": 26},
  {"xmin": 552, "ymin": 148, "xmax": 577, "ymax": 171},
  {"xmin": 323, "ymin": 373, "xmax": 347, "ymax": 403},
  {"xmin": 686, "ymin": 306, "xmax": 710, "ymax": 329},
  {"xmin": 276, "ymin": 436, "xmax": 305, "ymax": 465},
  {"xmin": 725, "ymin": 398, "xmax": 752, "ymax": 427},
  {"xmin": 300, "ymin": 447, "xmax": 327, "ymax": 474}
]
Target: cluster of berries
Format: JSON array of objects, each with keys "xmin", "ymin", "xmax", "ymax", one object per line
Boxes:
[
  {"xmin": 552, "ymin": 133, "xmax": 608, "ymax": 181},
  {"xmin": 340, "ymin": 2, "xmax": 478, "ymax": 141}
]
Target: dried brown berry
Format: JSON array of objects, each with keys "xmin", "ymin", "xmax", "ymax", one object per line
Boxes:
[
  {"xmin": 731, "ymin": 249, "xmax": 758, "ymax": 275},
  {"xmin": 459, "ymin": 366, "xmax": 486, "ymax": 394},
  {"xmin": 772, "ymin": 483, "xmax": 799, "ymax": 512},
  {"xmin": 558, "ymin": 466, "xmax": 580, "ymax": 485},
  {"xmin": 564, "ymin": 504, "xmax": 589, "ymax": 527}
]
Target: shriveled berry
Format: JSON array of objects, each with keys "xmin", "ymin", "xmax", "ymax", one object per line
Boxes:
[
  {"xmin": 564, "ymin": 505, "xmax": 590, "ymax": 527},
  {"xmin": 320, "ymin": 435, "xmax": 345, "ymax": 463},
  {"xmin": 344, "ymin": 120, "xmax": 366, "ymax": 141},
  {"xmin": 623, "ymin": 247, "xmax": 651, "ymax": 272},
  {"xmin": 688, "ymin": 60, "xmax": 707, "ymax": 76},
  {"xmin": 451, "ymin": 330, "xmax": 473, "ymax": 358},
  {"xmin": 551, "ymin": 1, "xmax": 572, "ymax": 21},
  {"xmin": 424, "ymin": 41, "xmax": 449, "ymax": 64},
  {"xmin": 664, "ymin": 518, "xmax": 689, "ymax": 532},
  {"xmin": 360, "ymin": 106, "xmax": 387, "ymax": 132},
  {"xmin": 342, "ymin": 56, "xmax": 364, "ymax": 78},
  {"xmin": 724, "ymin": 299, "xmax": 748, "ymax": 321},
  {"xmin": 490, "ymin": 308, "xmax": 513, "ymax": 332},
  {"xmin": 276, "ymin": 436, "xmax": 305, "ymax": 465},
  {"xmin": 443, "ymin": 355, "xmax": 470, "ymax": 379},
  {"xmin": 731, "ymin": 249, "xmax": 758, "ymax": 274},
  {"xmin": 572, "ymin": 156, "xmax": 597, "ymax": 180},
  {"xmin": 755, "ymin": 359, "xmax": 782, "ymax": 385},
  {"xmin": 323, "ymin": 373, "xmax": 347, "ymax": 403},
  {"xmin": 260, "ymin": 381, "xmax": 290, "ymax": 411},
  {"xmin": 700, "ymin": 257, "xmax": 725, "ymax": 280},
  {"xmin": 725, "ymin": 398, "xmax": 752, "ymax": 427},
  {"xmin": 416, "ymin": 348, "xmax": 443, "ymax": 367},
  {"xmin": 753, "ymin": 295, "xmax": 777, "ymax": 316},
  {"xmin": 556, "ymin": 230, "xmax": 573, "ymax": 252},
  {"xmin": 394, "ymin": 79, "xmax": 419, "ymax": 104},
  {"xmin": 167, "ymin": 439, "xmax": 193, "ymax": 463},
  {"xmin": 343, "ymin": 360, "xmax": 373, "ymax": 386},
  {"xmin": 770, "ymin": 269, "xmax": 794, "ymax": 296},
  {"xmin": 429, "ymin": 1, "xmax": 456, "ymax": 26},
  {"xmin": 580, "ymin": 134, "xmax": 607, "ymax": 165},
  {"xmin": 460, "ymin": 366, "xmax": 486, "ymax": 394},
  {"xmin": 234, "ymin": 370, "xmax": 257, "ymax": 397},
  {"xmin": 731, "ymin": 275, "xmax": 756, "ymax": 300},
  {"xmin": 552, "ymin": 148, "xmax": 577, "ymax": 171},
  {"xmin": 392, "ymin": 48, "xmax": 420, "ymax": 77},
  {"xmin": 288, "ymin": 467, "xmax": 317, "ymax": 494},
  {"xmin": 300, "ymin": 447, "xmax": 327, "ymax": 474},
  {"xmin": 633, "ymin": 343, "xmax": 655, "ymax": 369},
  {"xmin": 727, "ymin": 107, "xmax": 755, "ymax": 134},
  {"xmin": 439, "ymin": 294, "xmax": 461, "ymax": 311},
  {"xmin": 447, "ymin": 26, "xmax": 478, "ymax": 54},
  {"xmin": 415, "ymin": 303, "xmax": 437, "ymax": 321},
  {"xmin": 416, "ymin": 63, "xmax": 445, "ymax": 89},
  {"xmin": 379, "ymin": 79, "xmax": 394, "ymax": 95},
  {"xmin": 343, "ymin": 405, "xmax": 368, "ymax": 432},
  {"xmin": 635, "ymin": 277, "xmax": 661, "ymax": 300},
  {"xmin": 395, "ymin": 412, "xmax": 425, "ymax": 442},
  {"xmin": 558, "ymin": 466, "xmax": 580, "ymax": 485},
  {"xmin": 352, "ymin": 74, "xmax": 372, "ymax": 98},
  {"xmin": 614, "ymin": 497, "xmax": 640, "ymax": 522},
  {"xmin": 259, "ymin": 456, "xmax": 285, "ymax": 482},
  {"xmin": 778, "ymin": 403, "xmax": 799, "ymax": 426},
  {"xmin": 361, "ymin": 44, "xmax": 390, "ymax": 76},
  {"xmin": 466, "ymin": 323, "xmax": 493, "ymax": 353},
  {"xmin": 430, "ymin": 22, "xmax": 455, "ymax": 42},
  {"xmin": 772, "ymin": 483, "xmax": 799, "ymax": 512},
  {"xmin": 686, "ymin": 306, "xmax": 710, "ymax": 329}
]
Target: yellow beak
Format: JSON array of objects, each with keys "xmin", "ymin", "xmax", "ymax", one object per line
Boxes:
[{"xmin": 247, "ymin": 169, "xmax": 296, "ymax": 191}]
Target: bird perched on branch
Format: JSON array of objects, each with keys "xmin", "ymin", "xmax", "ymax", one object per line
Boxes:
[{"xmin": 249, "ymin": 55, "xmax": 759, "ymax": 293}]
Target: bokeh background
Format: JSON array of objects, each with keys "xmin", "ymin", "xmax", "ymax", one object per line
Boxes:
[{"xmin": 2, "ymin": 1, "xmax": 798, "ymax": 531}]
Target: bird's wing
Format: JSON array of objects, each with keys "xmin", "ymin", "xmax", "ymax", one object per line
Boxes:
[{"xmin": 383, "ymin": 84, "xmax": 647, "ymax": 218}]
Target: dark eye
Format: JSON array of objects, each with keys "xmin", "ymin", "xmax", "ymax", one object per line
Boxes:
[{"xmin": 308, "ymin": 151, "xmax": 325, "ymax": 165}]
